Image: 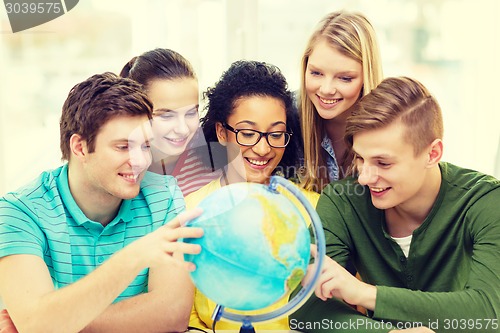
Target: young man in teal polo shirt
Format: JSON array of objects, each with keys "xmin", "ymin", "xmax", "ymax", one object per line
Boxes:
[
  {"xmin": 291, "ymin": 77, "xmax": 499, "ymax": 333},
  {"xmin": 0, "ymin": 72, "xmax": 204, "ymax": 333}
]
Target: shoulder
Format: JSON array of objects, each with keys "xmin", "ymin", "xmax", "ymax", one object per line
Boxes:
[
  {"xmin": 185, "ymin": 178, "xmax": 221, "ymax": 209},
  {"xmin": 140, "ymin": 171, "xmax": 179, "ymax": 196},
  {"xmin": 317, "ymin": 177, "xmax": 373, "ymax": 220},
  {"xmin": 1, "ymin": 166, "xmax": 65, "ymax": 217},
  {"xmin": 440, "ymin": 162, "xmax": 500, "ymax": 201},
  {"xmin": 295, "ymin": 184, "xmax": 320, "ymax": 208},
  {"xmin": 0, "ymin": 167, "xmax": 65, "ymax": 257},
  {"xmin": 138, "ymin": 171, "xmax": 185, "ymax": 222}
]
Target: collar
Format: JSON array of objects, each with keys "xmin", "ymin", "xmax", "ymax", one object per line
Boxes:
[{"xmin": 57, "ymin": 164, "xmax": 133, "ymax": 226}]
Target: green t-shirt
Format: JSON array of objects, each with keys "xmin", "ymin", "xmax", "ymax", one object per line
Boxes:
[{"xmin": 291, "ymin": 162, "xmax": 500, "ymax": 333}]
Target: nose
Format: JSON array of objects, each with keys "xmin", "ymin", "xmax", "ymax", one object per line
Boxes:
[
  {"xmin": 319, "ymin": 78, "xmax": 337, "ymax": 96},
  {"xmin": 128, "ymin": 147, "xmax": 151, "ymax": 173},
  {"xmin": 174, "ymin": 117, "xmax": 190, "ymax": 136},
  {"xmin": 357, "ymin": 164, "xmax": 379, "ymax": 186},
  {"xmin": 252, "ymin": 135, "xmax": 272, "ymax": 156}
]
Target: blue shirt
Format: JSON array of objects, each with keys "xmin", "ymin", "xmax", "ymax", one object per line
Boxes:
[
  {"xmin": 0, "ymin": 164, "xmax": 185, "ymax": 302},
  {"xmin": 320, "ymin": 135, "xmax": 339, "ymax": 182}
]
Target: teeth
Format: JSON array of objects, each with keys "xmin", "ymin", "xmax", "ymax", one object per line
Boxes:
[
  {"xmin": 370, "ymin": 187, "xmax": 386, "ymax": 193},
  {"xmin": 122, "ymin": 174, "xmax": 138, "ymax": 180},
  {"xmin": 320, "ymin": 97, "xmax": 341, "ymax": 104},
  {"xmin": 248, "ymin": 159, "xmax": 269, "ymax": 166},
  {"xmin": 166, "ymin": 137, "xmax": 187, "ymax": 142}
]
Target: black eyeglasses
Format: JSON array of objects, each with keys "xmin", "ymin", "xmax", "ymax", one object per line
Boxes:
[{"xmin": 222, "ymin": 123, "xmax": 292, "ymax": 148}]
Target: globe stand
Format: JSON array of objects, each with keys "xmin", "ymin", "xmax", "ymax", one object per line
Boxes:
[
  {"xmin": 209, "ymin": 176, "xmax": 326, "ymax": 332},
  {"xmin": 239, "ymin": 321, "xmax": 256, "ymax": 333},
  {"xmin": 212, "ymin": 305, "xmax": 256, "ymax": 333}
]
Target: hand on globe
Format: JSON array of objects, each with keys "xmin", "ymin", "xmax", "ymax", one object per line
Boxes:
[
  {"xmin": 307, "ymin": 246, "xmax": 376, "ymax": 310},
  {"xmin": 128, "ymin": 208, "xmax": 204, "ymax": 272}
]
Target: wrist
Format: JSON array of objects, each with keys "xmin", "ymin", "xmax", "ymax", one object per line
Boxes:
[
  {"xmin": 359, "ymin": 283, "xmax": 377, "ymax": 311},
  {"xmin": 112, "ymin": 243, "xmax": 145, "ymax": 273}
]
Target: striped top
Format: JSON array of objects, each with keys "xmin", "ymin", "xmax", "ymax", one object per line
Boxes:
[
  {"xmin": 171, "ymin": 148, "xmax": 222, "ymax": 196},
  {"xmin": 0, "ymin": 164, "xmax": 185, "ymax": 302}
]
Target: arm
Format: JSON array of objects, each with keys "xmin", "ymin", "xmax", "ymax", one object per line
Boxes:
[
  {"xmin": 294, "ymin": 257, "xmax": 436, "ymax": 333},
  {"xmin": 0, "ymin": 309, "xmax": 18, "ymax": 333},
  {"xmin": 80, "ymin": 252, "xmax": 195, "ymax": 333},
  {"xmin": 0, "ymin": 209, "xmax": 203, "ymax": 333},
  {"xmin": 301, "ymin": 186, "xmax": 500, "ymax": 332},
  {"xmin": 373, "ymin": 190, "xmax": 500, "ymax": 329}
]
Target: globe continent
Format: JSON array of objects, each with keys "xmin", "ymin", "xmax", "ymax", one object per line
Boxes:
[{"xmin": 184, "ymin": 182, "xmax": 311, "ymax": 311}]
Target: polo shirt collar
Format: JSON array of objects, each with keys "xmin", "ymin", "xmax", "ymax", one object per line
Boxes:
[{"xmin": 57, "ymin": 164, "xmax": 133, "ymax": 226}]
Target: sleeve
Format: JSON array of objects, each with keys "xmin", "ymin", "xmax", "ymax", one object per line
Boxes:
[
  {"xmin": 374, "ymin": 188, "xmax": 500, "ymax": 332},
  {"xmin": 316, "ymin": 189, "xmax": 353, "ymax": 269},
  {"xmin": 290, "ymin": 188, "xmax": 392, "ymax": 332},
  {"xmin": 163, "ymin": 175, "xmax": 186, "ymax": 224},
  {"xmin": 0, "ymin": 196, "xmax": 46, "ymax": 258},
  {"xmin": 290, "ymin": 295, "xmax": 392, "ymax": 333},
  {"xmin": 141, "ymin": 172, "xmax": 186, "ymax": 228}
]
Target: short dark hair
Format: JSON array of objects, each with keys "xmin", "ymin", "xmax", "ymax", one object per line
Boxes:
[
  {"xmin": 346, "ymin": 76, "xmax": 444, "ymax": 156},
  {"xmin": 59, "ymin": 72, "xmax": 153, "ymax": 160},
  {"xmin": 120, "ymin": 48, "xmax": 196, "ymax": 88},
  {"xmin": 200, "ymin": 60, "xmax": 300, "ymax": 178}
]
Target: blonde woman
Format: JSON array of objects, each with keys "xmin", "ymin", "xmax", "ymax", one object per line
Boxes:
[{"xmin": 299, "ymin": 11, "xmax": 384, "ymax": 192}]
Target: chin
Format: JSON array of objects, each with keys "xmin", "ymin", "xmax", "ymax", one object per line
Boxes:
[
  {"xmin": 119, "ymin": 188, "xmax": 141, "ymax": 200},
  {"xmin": 245, "ymin": 174, "xmax": 268, "ymax": 185},
  {"xmin": 371, "ymin": 200, "xmax": 396, "ymax": 210}
]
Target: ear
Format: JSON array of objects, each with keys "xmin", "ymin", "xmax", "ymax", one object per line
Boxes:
[
  {"xmin": 426, "ymin": 139, "xmax": 443, "ymax": 168},
  {"xmin": 215, "ymin": 122, "xmax": 227, "ymax": 147},
  {"xmin": 69, "ymin": 134, "xmax": 88, "ymax": 162}
]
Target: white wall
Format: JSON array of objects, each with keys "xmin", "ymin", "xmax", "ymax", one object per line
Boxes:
[{"xmin": 1, "ymin": 0, "xmax": 499, "ymax": 195}]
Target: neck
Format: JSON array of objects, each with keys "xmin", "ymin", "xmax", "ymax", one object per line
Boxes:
[
  {"xmin": 149, "ymin": 147, "xmax": 180, "ymax": 175},
  {"xmin": 324, "ymin": 117, "xmax": 347, "ymax": 143},
  {"xmin": 324, "ymin": 118, "xmax": 350, "ymax": 175},
  {"xmin": 219, "ymin": 166, "xmax": 246, "ymax": 187},
  {"xmin": 385, "ymin": 166, "xmax": 442, "ymax": 237},
  {"xmin": 149, "ymin": 158, "xmax": 175, "ymax": 175},
  {"xmin": 67, "ymin": 162, "xmax": 121, "ymax": 226}
]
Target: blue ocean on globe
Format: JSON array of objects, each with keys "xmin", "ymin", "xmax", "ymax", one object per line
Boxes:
[{"xmin": 184, "ymin": 182, "xmax": 311, "ymax": 311}]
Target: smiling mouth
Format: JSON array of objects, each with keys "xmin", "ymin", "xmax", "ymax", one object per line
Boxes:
[
  {"xmin": 319, "ymin": 96, "xmax": 342, "ymax": 104},
  {"xmin": 119, "ymin": 173, "xmax": 139, "ymax": 182},
  {"xmin": 246, "ymin": 158, "xmax": 270, "ymax": 166},
  {"xmin": 165, "ymin": 137, "xmax": 188, "ymax": 143},
  {"xmin": 370, "ymin": 187, "xmax": 390, "ymax": 193}
]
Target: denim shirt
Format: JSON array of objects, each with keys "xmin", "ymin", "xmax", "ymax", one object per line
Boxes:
[{"xmin": 321, "ymin": 134, "xmax": 339, "ymax": 181}]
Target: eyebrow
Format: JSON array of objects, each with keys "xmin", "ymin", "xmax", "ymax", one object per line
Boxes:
[
  {"xmin": 307, "ymin": 63, "xmax": 359, "ymax": 75},
  {"xmin": 234, "ymin": 120, "xmax": 286, "ymax": 127},
  {"xmin": 153, "ymin": 104, "xmax": 199, "ymax": 114},
  {"xmin": 111, "ymin": 138, "xmax": 154, "ymax": 144},
  {"xmin": 353, "ymin": 150, "xmax": 393, "ymax": 159}
]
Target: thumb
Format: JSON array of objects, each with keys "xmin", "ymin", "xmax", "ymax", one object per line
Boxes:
[
  {"xmin": 165, "ymin": 208, "xmax": 203, "ymax": 229},
  {"xmin": 310, "ymin": 244, "xmax": 318, "ymax": 258}
]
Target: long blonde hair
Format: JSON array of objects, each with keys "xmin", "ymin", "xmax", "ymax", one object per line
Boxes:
[{"xmin": 299, "ymin": 11, "xmax": 383, "ymax": 192}]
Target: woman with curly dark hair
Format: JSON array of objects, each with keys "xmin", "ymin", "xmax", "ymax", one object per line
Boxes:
[
  {"xmin": 201, "ymin": 59, "xmax": 303, "ymax": 184},
  {"xmin": 186, "ymin": 60, "xmax": 319, "ymax": 330}
]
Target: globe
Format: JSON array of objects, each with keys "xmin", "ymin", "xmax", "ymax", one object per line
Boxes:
[{"xmin": 184, "ymin": 176, "xmax": 325, "ymax": 328}]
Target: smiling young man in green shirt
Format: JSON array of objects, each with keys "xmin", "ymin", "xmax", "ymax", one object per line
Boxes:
[{"xmin": 291, "ymin": 77, "xmax": 499, "ymax": 333}]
